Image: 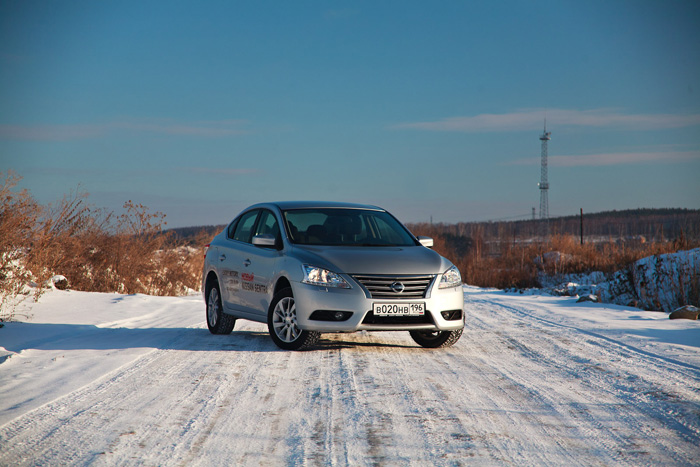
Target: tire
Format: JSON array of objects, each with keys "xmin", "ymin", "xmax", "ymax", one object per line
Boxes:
[
  {"xmin": 206, "ymin": 283, "xmax": 236, "ymax": 335},
  {"xmin": 409, "ymin": 328, "xmax": 463, "ymax": 348},
  {"xmin": 267, "ymin": 287, "xmax": 320, "ymax": 350}
]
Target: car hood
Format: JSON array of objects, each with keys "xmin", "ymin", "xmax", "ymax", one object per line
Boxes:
[{"xmin": 290, "ymin": 245, "xmax": 449, "ymax": 275}]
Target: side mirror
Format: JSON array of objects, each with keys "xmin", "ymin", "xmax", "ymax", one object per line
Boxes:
[
  {"xmin": 252, "ymin": 234, "xmax": 277, "ymax": 248},
  {"xmin": 417, "ymin": 236, "xmax": 433, "ymax": 248}
]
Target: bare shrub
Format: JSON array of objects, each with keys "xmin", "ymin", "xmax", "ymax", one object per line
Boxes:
[
  {"xmin": 23, "ymin": 188, "xmax": 95, "ymax": 291},
  {"xmin": 1, "ymin": 175, "xmax": 204, "ymax": 320},
  {"xmin": 58, "ymin": 200, "xmax": 202, "ymax": 296},
  {"xmin": 410, "ymin": 219, "xmax": 699, "ymax": 293},
  {"xmin": 0, "ymin": 172, "xmax": 41, "ymax": 319},
  {"xmin": 456, "ymin": 241, "xmax": 541, "ymax": 290}
]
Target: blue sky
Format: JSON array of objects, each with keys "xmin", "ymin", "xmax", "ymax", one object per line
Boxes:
[{"xmin": 1, "ymin": 0, "xmax": 699, "ymax": 227}]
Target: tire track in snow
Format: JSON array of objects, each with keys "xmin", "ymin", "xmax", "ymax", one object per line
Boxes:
[
  {"xmin": 465, "ymin": 292, "xmax": 700, "ymax": 465},
  {"xmin": 2, "ymin": 296, "xmax": 699, "ymax": 466}
]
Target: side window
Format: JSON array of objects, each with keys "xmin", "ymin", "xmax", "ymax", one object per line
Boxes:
[
  {"xmin": 232, "ymin": 210, "xmax": 259, "ymax": 243},
  {"xmin": 254, "ymin": 210, "xmax": 281, "ymax": 241},
  {"xmin": 226, "ymin": 219, "xmax": 238, "ymax": 239}
]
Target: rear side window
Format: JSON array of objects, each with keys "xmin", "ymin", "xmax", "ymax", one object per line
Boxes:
[{"xmin": 232, "ymin": 210, "xmax": 259, "ymax": 243}]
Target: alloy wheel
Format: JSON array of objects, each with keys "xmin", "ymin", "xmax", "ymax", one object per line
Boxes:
[{"xmin": 272, "ymin": 297, "xmax": 301, "ymax": 343}]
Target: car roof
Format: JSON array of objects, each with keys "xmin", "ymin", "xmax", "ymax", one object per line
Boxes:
[{"xmin": 253, "ymin": 201, "xmax": 385, "ymax": 211}]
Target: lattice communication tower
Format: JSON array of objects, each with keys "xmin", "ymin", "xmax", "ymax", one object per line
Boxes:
[{"xmin": 538, "ymin": 121, "xmax": 551, "ymax": 221}]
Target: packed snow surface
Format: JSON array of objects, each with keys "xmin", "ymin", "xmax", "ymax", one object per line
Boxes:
[{"xmin": 1, "ymin": 287, "xmax": 699, "ymax": 466}]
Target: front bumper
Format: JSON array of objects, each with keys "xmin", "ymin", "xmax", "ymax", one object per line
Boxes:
[{"xmin": 292, "ymin": 280, "xmax": 464, "ymax": 332}]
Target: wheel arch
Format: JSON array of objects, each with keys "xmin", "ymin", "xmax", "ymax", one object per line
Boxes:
[
  {"xmin": 273, "ymin": 276, "xmax": 292, "ymax": 297},
  {"xmin": 205, "ymin": 270, "xmax": 220, "ymax": 298}
]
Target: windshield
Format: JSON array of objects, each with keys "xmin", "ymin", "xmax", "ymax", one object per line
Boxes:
[{"xmin": 283, "ymin": 208, "xmax": 418, "ymax": 247}]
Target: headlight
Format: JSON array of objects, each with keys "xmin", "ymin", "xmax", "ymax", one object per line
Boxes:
[
  {"xmin": 301, "ymin": 265, "xmax": 351, "ymax": 289},
  {"xmin": 439, "ymin": 265, "xmax": 462, "ymax": 289}
]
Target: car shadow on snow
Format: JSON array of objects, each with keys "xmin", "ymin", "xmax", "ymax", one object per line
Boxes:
[
  {"xmin": 317, "ymin": 335, "xmax": 417, "ymax": 350},
  {"xmin": 0, "ymin": 322, "xmax": 277, "ymax": 354},
  {"xmin": 0, "ymin": 322, "xmax": 420, "ymax": 356}
]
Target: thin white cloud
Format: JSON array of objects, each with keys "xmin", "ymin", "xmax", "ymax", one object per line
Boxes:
[
  {"xmin": 178, "ymin": 167, "xmax": 260, "ymax": 176},
  {"xmin": 22, "ymin": 166, "xmax": 261, "ymax": 179},
  {"xmin": 0, "ymin": 124, "xmax": 106, "ymax": 141},
  {"xmin": 0, "ymin": 119, "xmax": 250, "ymax": 141},
  {"xmin": 393, "ymin": 108, "xmax": 700, "ymax": 132},
  {"xmin": 117, "ymin": 119, "xmax": 250, "ymax": 137},
  {"xmin": 507, "ymin": 150, "xmax": 700, "ymax": 167}
]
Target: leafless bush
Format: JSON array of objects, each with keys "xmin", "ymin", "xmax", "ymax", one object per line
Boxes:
[
  {"xmin": 50, "ymin": 200, "xmax": 204, "ymax": 296},
  {"xmin": 24, "ymin": 188, "xmax": 95, "ymax": 290},
  {"xmin": 410, "ymin": 220, "xmax": 699, "ymax": 291},
  {"xmin": 1, "ymin": 173, "xmax": 205, "ymax": 320},
  {"xmin": 0, "ymin": 172, "xmax": 41, "ymax": 318}
]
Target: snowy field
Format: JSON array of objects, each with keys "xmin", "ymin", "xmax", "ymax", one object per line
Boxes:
[{"xmin": 1, "ymin": 286, "xmax": 699, "ymax": 466}]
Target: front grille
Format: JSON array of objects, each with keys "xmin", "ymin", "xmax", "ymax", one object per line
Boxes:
[{"xmin": 351, "ymin": 274, "xmax": 435, "ymax": 299}]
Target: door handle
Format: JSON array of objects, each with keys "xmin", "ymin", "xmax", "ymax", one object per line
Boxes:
[
  {"xmin": 219, "ymin": 254, "xmax": 226, "ymax": 262},
  {"xmin": 243, "ymin": 259, "xmax": 251, "ymax": 267}
]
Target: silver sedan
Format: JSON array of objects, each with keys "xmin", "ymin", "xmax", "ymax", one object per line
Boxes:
[{"xmin": 202, "ymin": 201, "xmax": 464, "ymax": 350}]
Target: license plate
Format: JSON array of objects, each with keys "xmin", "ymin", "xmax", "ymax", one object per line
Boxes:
[{"xmin": 372, "ymin": 302, "xmax": 425, "ymax": 316}]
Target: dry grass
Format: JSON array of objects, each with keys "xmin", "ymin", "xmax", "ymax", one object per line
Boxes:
[
  {"xmin": 411, "ymin": 225, "xmax": 699, "ymax": 291},
  {"xmin": 1, "ymin": 172, "xmax": 205, "ymax": 320},
  {"xmin": 0, "ymin": 172, "xmax": 39, "ymax": 316}
]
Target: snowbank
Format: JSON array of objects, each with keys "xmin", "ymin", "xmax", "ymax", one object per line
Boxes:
[{"xmin": 541, "ymin": 248, "xmax": 700, "ymax": 313}]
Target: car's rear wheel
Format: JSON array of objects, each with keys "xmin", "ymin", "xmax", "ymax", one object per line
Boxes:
[
  {"xmin": 206, "ymin": 283, "xmax": 235, "ymax": 335},
  {"xmin": 409, "ymin": 329, "xmax": 463, "ymax": 348},
  {"xmin": 268, "ymin": 287, "xmax": 320, "ymax": 350}
]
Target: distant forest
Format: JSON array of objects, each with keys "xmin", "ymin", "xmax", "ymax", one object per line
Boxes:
[
  {"xmin": 168, "ymin": 208, "xmax": 700, "ymax": 246},
  {"xmin": 409, "ymin": 208, "xmax": 700, "ymax": 244}
]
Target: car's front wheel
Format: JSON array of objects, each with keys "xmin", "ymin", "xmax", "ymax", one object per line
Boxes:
[
  {"xmin": 409, "ymin": 329, "xmax": 463, "ymax": 348},
  {"xmin": 206, "ymin": 283, "xmax": 236, "ymax": 335},
  {"xmin": 268, "ymin": 287, "xmax": 320, "ymax": 350}
]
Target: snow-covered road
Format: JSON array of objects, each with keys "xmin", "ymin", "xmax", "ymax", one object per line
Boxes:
[{"xmin": 1, "ymin": 287, "xmax": 699, "ymax": 466}]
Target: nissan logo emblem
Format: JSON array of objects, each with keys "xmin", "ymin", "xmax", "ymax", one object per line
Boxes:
[{"xmin": 390, "ymin": 282, "xmax": 405, "ymax": 294}]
